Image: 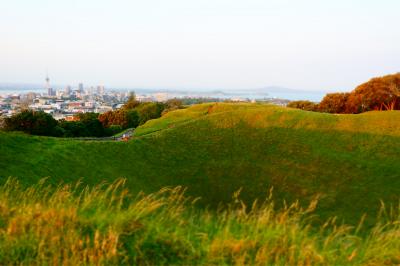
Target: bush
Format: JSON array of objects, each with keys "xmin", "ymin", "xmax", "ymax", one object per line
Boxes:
[
  {"xmin": 162, "ymin": 99, "xmax": 184, "ymax": 115},
  {"xmin": 105, "ymin": 125, "xmax": 123, "ymax": 136},
  {"xmin": 287, "ymin": 100, "xmax": 318, "ymax": 111}
]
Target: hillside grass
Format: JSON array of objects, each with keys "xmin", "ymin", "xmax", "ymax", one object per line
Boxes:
[
  {"xmin": 1, "ymin": 179, "xmax": 400, "ymax": 265},
  {"xmin": 1, "ymin": 103, "xmax": 400, "ymax": 225}
]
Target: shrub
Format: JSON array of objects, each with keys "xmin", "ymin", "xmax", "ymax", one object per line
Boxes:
[
  {"xmin": 105, "ymin": 125, "xmax": 123, "ymax": 136},
  {"xmin": 162, "ymin": 99, "xmax": 184, "ymax": 115},
  {"xmin": 287, "ymin": 100, "xmax": 318, "ymax": 111}
]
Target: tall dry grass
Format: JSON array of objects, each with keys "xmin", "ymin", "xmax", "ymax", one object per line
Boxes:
[{"xmin": 0, "ymin": 178, "xmax": 399, "ymax": 265}]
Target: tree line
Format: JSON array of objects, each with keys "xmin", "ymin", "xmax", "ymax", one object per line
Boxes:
[
  {"xmin": 288, "ymin": 73, "xmax": 400, "ymax": 113},
  {"xmin": 0, "ymin": 96, "xmax": 183, "ymax": 137}
]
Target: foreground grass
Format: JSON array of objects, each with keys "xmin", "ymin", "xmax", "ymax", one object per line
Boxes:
[{"xmin": 1, "ymin": 179, "xmax": 400, "ymax": 265}]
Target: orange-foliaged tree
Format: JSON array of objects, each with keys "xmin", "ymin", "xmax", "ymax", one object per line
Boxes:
[
  {"xmin": 318, "ymin": 93, "xmax": 350, "ymax": 114},
  {"xmin": 345, "ymin": 73, "xmax": 400, "ymax": 113},
  {"xmin": 98, "ymin": 109, "xmax": 139, "ymax": 129}
]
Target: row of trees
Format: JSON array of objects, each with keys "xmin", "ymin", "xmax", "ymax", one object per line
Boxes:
[
  {"xmin": 1, "ymin": 111, "xmax": 116, "ymax": 137},
  {"xmin": 98, "ymin": 97, "xmax": 182, "ymax": 128},
  {"xmin": 288, "ymin": 73, "xmax": 400, "ymax": 114},
  {"xmin": 1, "ymin": 96, "xmax": 184, "ymax": 137}
]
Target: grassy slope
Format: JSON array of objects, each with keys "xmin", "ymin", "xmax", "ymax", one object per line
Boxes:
[{"xmin": 1, "ymin": 103, "xmax": 399, "ymax": 224}]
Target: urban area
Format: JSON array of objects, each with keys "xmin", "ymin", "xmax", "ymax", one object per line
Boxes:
[
  {"xmin": 0, "ymin": 76, "xmax": 290, "ymax": 120},
  {"xmin": 0, "ymin": 76, "xmax": 178, "ymax": 120}
]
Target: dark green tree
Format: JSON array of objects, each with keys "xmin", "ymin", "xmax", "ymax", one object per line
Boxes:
[
  {"xmin": 3, "ymin": 110, "xmax": 59, "ymax": 136},
  {"xmin": 59, "ymin": 120, "xmax": 88, "ymax": 137},
  {"xmin": 125, "ymin": 110, "xmax": 140, "ymax": 128},
  {"xmin": 76, "ymin": 113, "xmax": 105, "ymax": 137},
  {"xmin": 136, "ymin": 102, "xmax": 165, "ymax": 125}
]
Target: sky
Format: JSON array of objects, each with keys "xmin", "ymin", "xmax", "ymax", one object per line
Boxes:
[{"xmin": 1, "ymin": 0, "xmax": 400, "ymax": 91}]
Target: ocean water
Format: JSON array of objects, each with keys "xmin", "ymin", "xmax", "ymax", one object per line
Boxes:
[
  {"xmin": 0, "ymin": 88, "xmax": 45, "ymax": 96},
  {"xmin": 204, "ymin": 92, "xmax": 326, "ymax": 102},
  {"xmin": 263, "ymin": 91, "xmax": 326, "ymax": 102}
]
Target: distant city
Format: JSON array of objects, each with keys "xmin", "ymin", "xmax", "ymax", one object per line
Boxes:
[{"xmin": 0, "ymin": 76, "xmax": 327, "ymax": 119}]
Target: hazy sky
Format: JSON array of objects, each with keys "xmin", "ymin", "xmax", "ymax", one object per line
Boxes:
[{"xmin": 1, "ymin": 0, "xmax": 400, "ymax": 91}]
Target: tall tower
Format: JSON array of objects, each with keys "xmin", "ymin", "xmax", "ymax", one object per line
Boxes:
[
  {"xmin": 45, "ymin": 72, "xmax": 50, "ymax": 86},
  {"xmin": 45, "ymin": 72, "xmax": 53, "ymax": 96}
]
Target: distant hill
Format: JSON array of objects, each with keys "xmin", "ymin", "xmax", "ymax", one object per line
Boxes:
[{"xmin": 1, "ymin": 103, "xmax": 400, "ymax": 225}]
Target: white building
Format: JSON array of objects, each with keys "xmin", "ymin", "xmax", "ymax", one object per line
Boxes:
[{"xmin": 153, "ymin": 93, "xmax": 168, "ymax": 102}]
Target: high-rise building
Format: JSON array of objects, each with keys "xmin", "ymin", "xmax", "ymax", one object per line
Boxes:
[
  {"xmin": 65, "ymin": 85, "xmax": 71, "ymax": 95},
  {"xmin": 97, "ymin": 85, "xmax": 105, "ymax": 95},
  {"xmin": 78, "ymin": 83, "xmax": 84, "ymax": 93},
  {"xmin": 45, "ymin": 74, "xmax": 54, "ymax": 96},
  {"xmin": 47, "ymin": 88, "xmax": 54, "ymax": 96}
]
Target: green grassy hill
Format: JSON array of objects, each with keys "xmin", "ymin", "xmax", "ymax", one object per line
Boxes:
[{"xmin": 1, "ymin": 103, "xmax": 400, "ymax": 224}]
